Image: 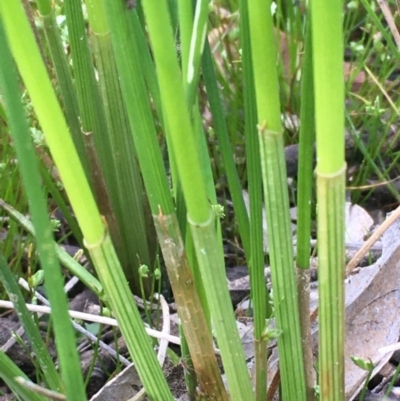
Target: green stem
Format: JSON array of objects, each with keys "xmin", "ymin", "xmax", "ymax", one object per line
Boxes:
[
  {"xmin": 141, "ymin": 0, "xmax": 256, "ymax": 399},
  {"xmin": 247, "ymin": 0, "xmax": 307, "ymax": 399},
  {"xmin": 311, "ymin": 0, "xmax": 346, "ymax": 399}
]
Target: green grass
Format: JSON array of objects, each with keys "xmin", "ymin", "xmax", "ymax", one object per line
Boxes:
[{"xmin": 0, "ymin": 1, "xmax": 399, "ymax": 401}]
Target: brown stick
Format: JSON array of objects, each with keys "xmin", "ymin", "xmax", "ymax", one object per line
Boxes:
[{"xmin": 346, "ymin": 204, "xmax": 400, "ymax": 276}]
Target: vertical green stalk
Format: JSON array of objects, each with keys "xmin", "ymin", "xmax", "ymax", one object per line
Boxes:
[
  {"xmin": 202, "ymin": 41, "xmax": 252, "ymax": 259},
  {"xmin": 239, "ymin": 1, "xmax": 269, "ymax": 400},
  {"xmin": 311, "ymin": 0, "xmax": 346, "ymax": 400},
  {"xmin": 296, "ymin": 14, "xmax": 316, "ymax": 401},
  {"xmin": 141, "ymin": 1, "xmax": 255, "ymax": 399},
  {"xmin": 178, "ymin": 0, "xmax": 220, "ymax": 294},
  {"xmin": 171, "ymin": 0, "xmax": 191, "ymax": 236},
  {"xmin": 247, "ymin": 0, "xmax": 307, "ymax": 400},
  {"xmin": 179, "ymin": 1, "xmax": 218, "ymax": 213},
  {"xmin": 36, "ymin": 0, "xmax": 88, "ymax": 173},
  {"xmin": 181, "ymin": 0, "xmax": 209, "ymax": 109}
]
